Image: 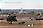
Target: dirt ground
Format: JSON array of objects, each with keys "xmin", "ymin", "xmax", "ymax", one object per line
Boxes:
[
  {"xmin": 0, "ymin": 22, "xmax": 43, "ymax": 28},
  {"xmin": 0, "ymin": 20, "xmax": 43, "ymax": 28},
  {"xmin": 0, "ymin": 23, "xmax": 28, "ymax": 28}
]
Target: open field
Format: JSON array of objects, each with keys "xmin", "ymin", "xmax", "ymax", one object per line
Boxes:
[
  {"xmin": 0, "ymin": 23, "xmax": 28, "ymax": 28},
  {"xmin": 0, "ymin": 20, "xmax": 43, "ymax": 28},
  {"xmin": 0, "ymin": 14, "xmax": 43, "ymax": 28},
  {"xmin": 0, "ymin": 23, "xmax": 43, "ymax": 28}
]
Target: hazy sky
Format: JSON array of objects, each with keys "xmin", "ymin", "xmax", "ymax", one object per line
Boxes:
[
  {"xmin": 0, "ymin": 0, "xmax": 43, "ymax": 9},
  {"xmin": 0, "ymin": 0, "xmax": 40, "ymax": 3}
]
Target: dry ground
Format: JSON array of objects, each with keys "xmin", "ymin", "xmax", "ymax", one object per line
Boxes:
[
  {"xmin": 0, "ymin": 19, "xmax": 43, "ymax": 28},
  {"xmin": 0, "ymin": 21, "xmax": 43, "ymax": 28}
]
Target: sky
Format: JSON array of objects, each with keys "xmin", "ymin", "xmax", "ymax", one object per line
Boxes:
[
  {"xmin": 0, "ymin": 0, "xmax": 40, "ymax": 3},
  {"xmin": 0, "ymin": 0, "xmax": 43, "ymax": 9}
]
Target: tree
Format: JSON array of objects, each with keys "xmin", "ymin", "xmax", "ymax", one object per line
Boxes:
[
  {"xmin": 0, "ymin": 9, "xmax": 1, "ymax": 11},
  {"xmin": 36, "ymin": 13, "xmax": 40, "ymax": 16},
  {"xmin": 7, "ymin": 15, "xmax": 17, "ymax": 24}
]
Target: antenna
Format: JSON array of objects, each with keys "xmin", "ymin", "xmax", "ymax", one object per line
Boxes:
[{"xmin": 21, "ymin": 8, "xmax": 23, "ymax": 10}]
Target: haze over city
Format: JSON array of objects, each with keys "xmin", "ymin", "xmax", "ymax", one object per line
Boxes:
[{"xmin": 0, "ymin": 0, "xmax": 43, "ymax": 9}]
